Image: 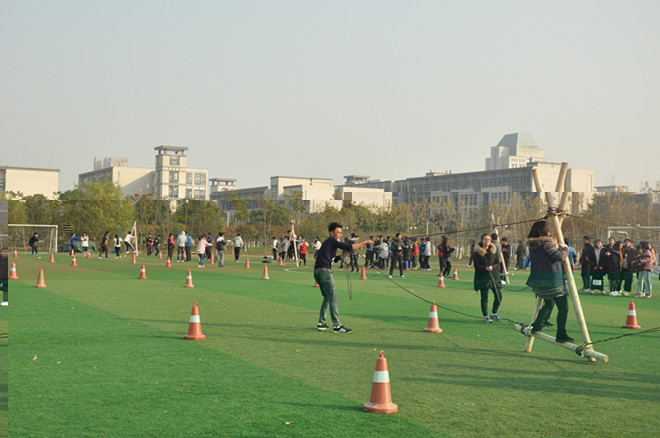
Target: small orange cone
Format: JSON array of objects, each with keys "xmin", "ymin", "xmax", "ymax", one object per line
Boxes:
[
  {"xmin": 437, "ymin": 276, "xmax": 446, "ymax": 288},
  {"xmin": 262, "ymin": 265, "xmax": 270, "ymax": 280},
  {"xmin": 35, "ymin": 268, "xmax": 47, "ymax": 288},
  {"xmin": 9, "ymin": 262, "xmax": 19, "ymax": 280},
  {"xmin": 166, "ymin": 257, "xmax": 172, "ymax": 268},
  {"xmin": 364, "ymin": 350, "xmax": 398, "ymax": 414},
  {"xmin": 158, "ymin": 252, "xmax": 163, "ymax": 260},
  {"xmin": 71, "ymin": 255, "xmax": 78, "ymax": 267},
  {"xmin": 245, "ymin": 258, "xmax": 250, "ymax": 269},
  {"xmin": 313, "ymin": 281, "xmax": 320, "ymax": 287},
  {"xmin": 210, "ymin": 252, "xmax": 214, "ymax": 264},
  {"xmin": 452, "ymin": 268, "xmax": 459, "ymax": 280},
  {"xmin": 138, "ymin": 264, "xmax": 147, "ymax": 279},
  {"xmin": 622, "ymin": 300, "xmax": 641, "ymax": 329},
  {"xmin": 49, "ymin": 253, "xmax": 55, "ymax": 263},
  {"xmin": 184, "ymin": 269, "xmax": 195, "ymax": 288},
  {"xmin": 279, "ymin": 256, "xmax": 284, "ymax": 266},
  {"xmin": 424, "ymin": 300, "xmax": 443, "ymax": 333},
  {"xmin": 13, "ymin": 249, "xmax": 18, "ymax": 257},
  {"xmin": 184, "ymin": 302, "xmax": 206, "ymax": 340},
  {"xmin": 131, "ymin": 253, "xmax": 137, "ymax": 264},
  {"xmin": 86, "ymin": 252, "xmax": 92, "ymax": 259},
  {"xmin": 360, "ymin": 266, "xmax": 368, "ymax": 280}
]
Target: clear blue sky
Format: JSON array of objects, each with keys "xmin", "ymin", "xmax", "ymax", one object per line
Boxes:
[{"xmin": 2, "ymin": 1, "xmax": 659, "ymax": 192}]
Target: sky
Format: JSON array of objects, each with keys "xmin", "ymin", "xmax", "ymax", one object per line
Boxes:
[{"xmin": 2, "ymin": 1, "xmax": 659, "ymax": 193}]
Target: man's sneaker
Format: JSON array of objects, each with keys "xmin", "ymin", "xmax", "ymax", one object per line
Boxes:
[
  {"xmin": 609, "ymin": 291, "xmax": 620, "ymax": 297},
  {"xmin": 523, "ymin": 326, "xmax": 534, "ymax": 337},
  {"xmin": 333, "ymin": 325, "xmax": 352, "ymax": 333},
  {"xmin": 555, "ymin": 335, "xmax": 575, "ymax": 343},
  {"xmin": 483, "ymin": 315, "xmax": 492, "ymax": 323},
  {"xmin": 645, "ymin": 294, "xmax": 652, "ymax": 298},
  {"xmin": 388, "ymin": 275, "xmax": 392, "ymax": 279},
  {"xmin": 400, "ymin": 275, "xmax": 405, "ymax": 279},
  {"xmin": 543, "ymin": 320, "xmax": 554, "ymax": 328},
  {"xmin": 622, "ymin": 291, "xmax": 630, "ymax": 297},
  {"xmin": 588, "ymin": 289, "xmax": 594, "ymax": 295},
  {"xmin": 317, "ymin": 323, "xmax": 329, "ymax": 331},
  {"xmin": 634, "ymin": 293, "xmax": 643, "ymax": 297},
  {"xmin": 490, "ymin": 313, "xmax": 502, "ymax": 322}
]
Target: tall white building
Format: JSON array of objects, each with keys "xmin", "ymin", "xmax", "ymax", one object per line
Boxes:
[
  {"xmin": 0, "ymin": 166, "xmax": 60, "ymax": 199},
  {"xmin": 485, "ymin": 133, "xmax": 549, "ymax": 170}
]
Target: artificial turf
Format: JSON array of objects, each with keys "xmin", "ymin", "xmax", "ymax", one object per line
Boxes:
[{"xmin": 8, "ymin": 253, "xmax": 660, "ymax": 437}]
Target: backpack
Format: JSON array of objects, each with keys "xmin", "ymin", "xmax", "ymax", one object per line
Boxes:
[{"xmin": 216, "ymin": 239, "xmax": 226, "ymax": 251}]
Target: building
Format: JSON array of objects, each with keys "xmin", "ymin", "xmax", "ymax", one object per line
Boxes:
[
  {"xmin": 342, "ymin": 133, "xmax": 596, "ymax": 214},
  {"xmin": 0, "ymin": 166, "xmax": 60, "ymax": 200},
  {"xmin": 79, "ymin": 147, "xmax": 210, "ymax": 207}
]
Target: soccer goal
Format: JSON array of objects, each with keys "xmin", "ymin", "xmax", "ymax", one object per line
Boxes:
[{"xmin": 8, "ymin": 224, "xmax": 58, "ymax": 255}]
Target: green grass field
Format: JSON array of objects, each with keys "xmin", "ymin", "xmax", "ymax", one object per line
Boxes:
[{"xmin": 8, "ymin": 253, "xmax": 660, "ymax": 437}]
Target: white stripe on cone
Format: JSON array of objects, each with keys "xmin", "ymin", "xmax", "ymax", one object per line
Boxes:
[
  {"xmin": 189, "ymin": 315, "xmax": 201, "ymax": 323},
  {"xmin": 428, "ymin": 311, "xmax": 438, "ymax": 318},
  {"xmin": 373, "ymin": 370, "xmax": 390, "ymax": 383}
]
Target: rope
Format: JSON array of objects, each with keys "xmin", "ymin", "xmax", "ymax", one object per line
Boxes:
[
  {"xmin": 409, "ymin": 217, "xmax": 546, "ymax": 240},
  {"xmin": 575, "ymin": 326, "xmax": 660, "ymax": 355}
]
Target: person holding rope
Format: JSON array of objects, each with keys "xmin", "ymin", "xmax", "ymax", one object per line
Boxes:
[
  {"xmin": 314, "ymin": 222, "xmax": 373, "ymax": 333},
  {"xmin": 523, "ymin": 220, "xmax": 574, "ymax": 343},
  {"xmin": 473, "ymin": 233, "xmax": 503, "ymax": 323}
]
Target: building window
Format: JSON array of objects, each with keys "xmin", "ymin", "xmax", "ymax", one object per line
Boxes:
[
  {"xmin": 169, "ymin": 185, "xmax": 179, "ymax": 199},
  {"xmin": 194, "ymin": 189, "xmax": 205, "ymax": 199},
  {"xmin": 186, "ymin": 188, "xmax": 193, "ymax": 199},
  {"xmin": 169, "ymin": 171, "xmax": 179, "ymax": 184},
  {"xmin": 194, "ymin": 173, "xmax": 205, "ymax": 185},
  {"xmin": 186, "ymin": 172, "xmax": 193, "ymax": 184},
  {"xmin": 170, "ymin": 155, "xmax": 180, "ymax": 166}
]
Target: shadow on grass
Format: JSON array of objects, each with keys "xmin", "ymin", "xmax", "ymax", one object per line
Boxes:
[{"xmin": 281, "ymin": 401, "xmax": 363, "ymax": 412}]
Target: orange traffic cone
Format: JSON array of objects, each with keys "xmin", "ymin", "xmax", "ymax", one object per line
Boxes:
[
  {"xmin": 166, "ymin": 257, "xmax": 172, "ymax": 268},
  {"xmin": 262, "ymin": 265, "xmax": 270, "ymax": 280},
  {"xmin": 71, "ymin": 255, "xmax": 78, "ymax": 267},
  {"xmin": 49, "ymin": 253, "xmax": 55, "ymax": 263},
  {"xmin": 437, "ymin": 275, "xmax": 446, "ymax": 288},
  {"xmin": 452, "ymin": 268, "xmax": 459, "ymax": 280},
  {"xmin": 184, "ymin": 269, "xmax": 195, "ymax": 288},
  {"xmin": 13, "ymin": 249, "xmax": 18, "ymax": 257},
  {"xmin": 210, "ymin": 252, "xmax": 214, "ymax": 264},
  {"xmin": 313, "ymin": 281, "xmax": 320, "ymax": 288},
  {"xmin": 131, "ymin": 253, "xmax": 137, "ymax": 264},
  {"xmin": 279, "ymin": 256, "xmax": 284, "ymax": 266},
  {"xmin": 364, "ymin": 350, "xmax": 398, "ymax": 414},
  {"xmin": 35, "ymin": 268, "xmax": 47, "ymax": 288},
  {"xmin": 622, "ymin": 300, "xmax": 641, "ymax": 329},
  {"xmin": 245, "ymin": 258, "xmax": 250, "ymax": 269},
  {"xmin": 360, "ymin": 266, "xmax": 368, "ymax": 280},
  {"xmin": 138, "ymin": 264, "xmax": 147, "ymax": 280},
  {"xmin": 158, "ymin": 252, "xmax": 163, "ymax": 260},
  {"xmin": 184, "ymin": 302, "xmax": 206, "ymax": 340},
  {"xmin": 424, "ymin": 300, "xmax": 443, "ymax": 333},
  {"xmin": 86, "ymin": 252, "xmax": 92, "ymax": 259},
  {"xmin": 9, "ymin": 262, "xmax": 19, "ymax": 279}
]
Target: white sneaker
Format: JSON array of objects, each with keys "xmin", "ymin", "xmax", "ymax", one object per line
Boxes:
[
  {"xmin": 388, "ymin": 275, "xmax": 392, "ymax": 279},
  {"xmin": 483, "ymin": 315, "xmax": 492, "ymax": 323},
  {"xmin": 609, "ymin": 291, "xmax": 620, "ymax": 296}
]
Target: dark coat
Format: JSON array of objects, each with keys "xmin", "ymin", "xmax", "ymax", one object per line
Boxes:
[{"xmin": 473, "ymin": 243, "xmax": 500, "ymax": 291}]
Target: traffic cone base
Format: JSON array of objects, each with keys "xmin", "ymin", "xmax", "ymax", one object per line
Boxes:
[
  {"xmin": 364, "ymin": 351, "xmax": 398, "ymax": 414},
  {"xmin": 452, "ymin": 268, "xmax": 459, "ymax": 280},
  {"xmin": 158, "ymin": 253, "xmax": 163, "ymax": 260},
  {"xmin": 424, "ymin": 300, "xmax": 443, "ymax": 333},
  {"xmin": 262, "ymin": 265, "xmax": 270, "ymax": 280},
  {"xmin": 71, "ymin": 255, "xmax": 78, "ymax": 267},
  {"xmin": 49, "ymin": 253, "xmax": 55, "ymax": 263},
  {"xmin": 622, "ymin": 300, "xmax": 641, "ymax": 329},
  {"xmin": 360, "ymin": 266, "xmax": 367, "ymax": 280},
  {"xmin": 9, "ymin": 263, "xmax": 19, "ymax": 280},
  {"xmin": 131, "ymin": 253, "xmax": 137, "ymax": 264},
  {"xmin": 184, "ymin": 302, "xmax": 206, "ymax": 340},
  {"xmin": 279, "ymin": 257, "xmax": 284, "ymax": 266},
  {"xmin": 184, "ymin": 269, "xmax": 195, "ymax": 288},
  {"xmin": 245, "ymin": 258, "xmax": 251, "ymax": 269},
  {"xmin": 437, "ymin": 276, "xmax": 446, "ymax": 288},
  {"xmin": 166, "ymin": 257, "xmax": 172, "ymax": 268},
  {"xmin": 35, "ymin": 268, "xmax": 47, "ymax": 288},
  {"xmin": 138, "ymin": 264, "xmax": 147, "ymax": 279}
]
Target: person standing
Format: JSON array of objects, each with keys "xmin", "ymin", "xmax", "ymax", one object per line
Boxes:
[
  {"xmin": 439, "ymin": 236, "xmax": 455, "ymax": 278},
  {"xmin": 592, "ymin": 239, "xmax": 606, "ymax": 294},
  {"xmin": 278, "ymin": 236, "xmax": 289, "ymax": 263},
  {"xmin": 232, "ymin": 233, "xmax": 243, "ymax": 262},
  {"xmin": 124, "ymin": 232, "xmax": 136, "ymax": 255},
  {"xmin": 81, "ymin": 233, "xmax": 89, "ymax": 255},
  {"xmin": 70, "ymin": 233, "xmax": 81, "ymax": 254},
  {"xmin": 578, "ymin": 236, "xmax": 596, "ymax": 293},
  {"xmin": 473, "ymin": 233, "xmax": 502, "ymax": 323},
  {"xmin": 501, "ymin": 237, "xmax": 511, "ymax": 271},
  {"xmin": 349, "ymin": 234, "xmax": 360, "ymax": 272},
  {"xmin": 523, "ymin": 220, "xmax": 574, "ymax": 343},
  {"xmin": 271, "ymin": 237, "xmax": 279, "ymax": 260},
  {"xmin": 153, "ymin": 235, "xmax": 161, "ymax": 258},
  {"xmin": 215, "ymin": 232, "xmax": 226, "ymax": 267},
  {"xmin": 113, "ymin": 234, "xmax": 122, "ymax": 258},
  {"xmin": 620, "ymin": 239, "xmax": 636, "ymax": 296},
  {"xmin": 515, "ymin": 240, "xmax": 526, "ymax": 270},
  {"xmin": 467, "ymin": 240, "xmax": 476, "ymax": 267},
  {"xmin": 410, "ymin": 238, "xmax": 419, "ymax": 270},
  {"xmin": 98, "ymin": 231, "xmax": 110, "ymax": 259},
  {"xmin": 185, "ymin": 232, "xmax": 193, "ymax": 262},
  {"xmin": 299, "ymin": 237, "xmax": 308, "ymax": 266},
  {"xmin": 176, "ymin": 231, "xmax": 186, "ymax": 262},
  {"xmin": 29, "ymin": 232, "xmax": 40, "ymax": 256},
  {"xmin": 167, "ymin": 233, "xmax": 176, "ymax": 261},
  {"xmin": 423, "ymin": 237, "xmax": 433, "ymax": 271},
  {"xmin": 314, "ymin": 222, "xmax": 373, "ymax": 333},
  {"xmin": 145, "ymin": 233, "xmax": 153, "ymax": 256},
  {"xmin": 196, "ymin": 235, "xmax": 213, "ymax": 268},
  {"xmin": 604, "ymin": 241, "xmax": 623, "ymax": 296},
  {"xmin": 388, "ymin": 233, "xmax": 404, "ymax": 279},
  {"xmin": 636, "ymin": 241, "xmax": 656, "ymax": 297}
]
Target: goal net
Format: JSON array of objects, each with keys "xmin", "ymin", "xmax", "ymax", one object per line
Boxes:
[{"xmin": 8, "ymin": 224, "xmax": 58, "ymax": 255}]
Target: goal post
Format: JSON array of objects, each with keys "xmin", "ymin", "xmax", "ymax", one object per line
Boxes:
[{"xmin": 8, "ymin": 224, "xmax": 58, "ymax": 254}]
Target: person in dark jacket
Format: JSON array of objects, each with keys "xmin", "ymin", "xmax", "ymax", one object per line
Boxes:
[
  {"xmin": 603, "ymin": 241, "xmax": 623, "ymax": 296},
  {"xmin": 621, "ymin": 239, "xmax": 637, "ymax": 296},
  {"xmin": 472, "ymin": 233, "xmax": 502, "ymax": 323},
  {"xmin": 578, "ymin": 236, "xmax": 596, "ymax": 293},
  {"xmin": 388, "ymin": 233, "xmax": 404, "ymax": 279},
  {"xmin": 438, "ymin": 236, "xmax": 455, "ymax": 278},
  {"xmin": 523, "ymin": 220, "xmax": 574, "ymax": 343}
]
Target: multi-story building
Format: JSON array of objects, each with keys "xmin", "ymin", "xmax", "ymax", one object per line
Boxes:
[
  {"xmin": 0, "ymin": 166, "xmax": 60, "ymax": 199},
  {"xmin": 79, "ymin": 146, "xmax": 209, "ymax": 208}
]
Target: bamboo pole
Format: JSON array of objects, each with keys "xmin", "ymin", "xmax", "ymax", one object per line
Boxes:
[
  {"xmin": 524, "ymin": 296, "xmax": 543, "ymax": 352},
  {"xmin": 513, "ymin": 324, "xmax": 608, "ymax": 362}
]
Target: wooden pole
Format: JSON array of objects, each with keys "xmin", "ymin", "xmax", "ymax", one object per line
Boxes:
[
  {"xmin": 513, "ymin": 324, "xmax": 608, "ymax": 362},
  {"xmin": 524, "ymin": 296, "xmax": 543, "ymax": 352},
  {"xmin": 290, "ymin": 221, "xmax": 300, "ymax": 267}
]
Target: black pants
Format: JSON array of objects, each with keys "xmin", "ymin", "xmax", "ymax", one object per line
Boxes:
[
  {"xmin": 146, "ymin": 244, "xmax": 152, "ymax": 256},
  {"xmin": 581, "ymin": 270, "xmax": 592, "ymax": 290},
  {"xmin": 622, "ymin": 271, "xmax": 634, "ymax": 292},
  {"xmin": 154, "ymin": 245, "xmax": 160, "ymax": 257},
  {"xmin": 480, "ymin": 286, "xmax": 502, "ymax": 316},
  {"xmin": 389, "ymin": 254, "xmax": 403, "ymax": 276},
  {"xmin": 443, "ymin": 260, "xmax": 452, "ymax": 277},
  {"xmin": 167, "ymin": 246, "xmax": 174, "ymax": 260},
  {"xmin": 234, "ymin": 247, "xmax": 241, "ymax": 261},
  {"xmin": 114, "ymin": 246, "xmax": 121, "ymax": 257},
  {"xmin": 272, "ymin": 248, "xmax": 278, "ymax": 259},
  {"xmin": 300, "ymin": 253, "xmax": 307, "ymax": 266},
  {"xmin": 185, "ymin": 246, "xmax": 191, "ymax": 261},
  {"xmin": 30, "ymin": 243, "xmax": 38, "ymax": 255},
  {"xmin": 532, "ymin": 294, "xmax": 569, "ymax": 337},
  {"xmin": 100, "ymin": 244, "xmax": 108, "ymax": 258},
  {"xmin": 350, "ymin": 254, "xmax": 358, "ymax": 271}
]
